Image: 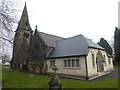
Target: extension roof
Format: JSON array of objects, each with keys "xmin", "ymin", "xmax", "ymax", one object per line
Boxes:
[{"xmin": 47, "ymin": 34, "xmax": 104, "ymax": 58}]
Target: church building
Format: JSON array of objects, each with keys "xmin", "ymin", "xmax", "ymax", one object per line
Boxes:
[{"xmin": 11, "ymin": 3, "xmax": 114, "ymax": 80}]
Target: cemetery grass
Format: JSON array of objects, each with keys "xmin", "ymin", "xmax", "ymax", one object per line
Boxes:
[
  {"xmin": 0, "ymin": 65, "xmax": 2, "ymax": 81},
  {"xmin": 2, "ymin": 66, "xmax": 118, "ymax": 88}
]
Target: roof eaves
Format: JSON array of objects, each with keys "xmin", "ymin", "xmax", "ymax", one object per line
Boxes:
[
  {"xmin": 88, "ymin": 46, "xmax": 105, "ymax": 50},
  {"xmin": 46, "ymin": 54, "xmax": 87, "ymax": 59}
]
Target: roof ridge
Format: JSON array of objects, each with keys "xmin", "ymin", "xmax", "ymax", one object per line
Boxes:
[
  {"xmin": 38, "ymin": 31, "xmax": 65, "ymax": 39},
  {"xmin": 36, "ymin": 31, "xmax": 65, "ymax": 47},
  {"xmin": 80, "ymin": 35, "xmax": 90, "ymax": 47},
  {"xmin": 82, "ymin": 35, "xmax": 104, "ymax": 49},
  {"xmin": 56, "ymin": 34, "xmax": 83, "ymax": 42},
  {"xmin": 68, "ymin": 34, "xmax": 83, "ymax": 39}
]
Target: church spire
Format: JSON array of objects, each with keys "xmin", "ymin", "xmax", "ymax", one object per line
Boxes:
[
  {"xmin": 17, "ymin": 2, "xmax": 31, "ymax": 31},
  {"xmin": 34, "ymin": 25, "xmax": 38, "ymax": 34}
]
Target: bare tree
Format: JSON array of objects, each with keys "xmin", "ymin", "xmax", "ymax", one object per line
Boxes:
[
  {"xmin": 0, "ymin": 0, "xmax": 18, "ymax": 41},
  {"xmin": 2, "ymin": 54, "xmax": 10, "ymax": 63},
  {"xmin": 0, "ymin": 0, "xmax": 20, "ymax": 61},
  {"xmin": 0, "ymin": 0, "xmax": 17, "ymax": 46}
]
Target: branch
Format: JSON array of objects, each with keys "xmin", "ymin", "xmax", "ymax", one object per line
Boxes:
[{"xmin": 0, "ymin": 37, "xmax": 13, "ymax": 44}]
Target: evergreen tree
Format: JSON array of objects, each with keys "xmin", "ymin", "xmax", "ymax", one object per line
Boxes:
[
  {"xmin": 114, "ymin": 27, "xmax": 120, "ymax": 64},
  {"xmin": 98, "ymin": 38, "xmax": 113, "ymax": 55}
]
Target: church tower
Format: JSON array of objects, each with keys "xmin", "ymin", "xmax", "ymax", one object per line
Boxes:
[{"xmin": 11, "ymin": 3, "xmax": 33, "ymax": 69}]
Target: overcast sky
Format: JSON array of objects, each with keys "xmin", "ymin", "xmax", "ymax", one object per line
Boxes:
[{"xmin": 17, "ymin": 0, "xmax": 119, "ymax": 43}]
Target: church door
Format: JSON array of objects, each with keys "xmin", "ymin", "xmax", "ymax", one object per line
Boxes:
[{"xmin": 96, "ymin": 51, "xmax": 104, "ymax": 72}]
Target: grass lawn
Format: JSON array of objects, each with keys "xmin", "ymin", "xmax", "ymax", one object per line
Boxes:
[
  {"xmin": 114, "ymin": 64, "xmax": 120, "ymax": 68},
  {"xmin": 2, "ymin": 66, "xmax": 119, "ymax": 89},
  {"xmin": 0, "ymin": 65, "xmax": 2, "ymax": 81}
]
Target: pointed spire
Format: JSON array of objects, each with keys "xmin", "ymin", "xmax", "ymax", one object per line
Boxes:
[
  {"xmin": 17, "ymin": 2, "xmax": 31, "ymax": 31},
  {"xmin": 34, "ymin": 25, "xmax": 38, "ymax": 34},
  {"xmin": 35, "ymin": 25, "xmax": 37, "ymax": 31}
]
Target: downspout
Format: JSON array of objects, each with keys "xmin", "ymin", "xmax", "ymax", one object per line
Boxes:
[{"xmin": 85, "ymin": 56, "xmax": 88, "ymax": 80}]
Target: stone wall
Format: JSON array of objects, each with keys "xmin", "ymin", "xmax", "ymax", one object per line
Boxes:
[{"xmin": 27, "ymin": 61, "xmax": 48, "ymax": 74}]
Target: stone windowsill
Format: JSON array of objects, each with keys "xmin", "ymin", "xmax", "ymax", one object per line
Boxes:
[{"xmin": 63, "ymin": 67, "xmax": 80, "ymax": 70}]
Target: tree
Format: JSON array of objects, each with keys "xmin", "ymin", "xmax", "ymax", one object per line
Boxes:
[
  {"xmin": 114, "ymin": 27, "xmax": 120, "ymax": 64},
  {"xmin": 2, "ymin": 54, "xmax": 10, "ymax": 64},
  {"xmin": 0, "ymin": 0, "xmax": 18, "ymax": 42},
  {"xmin": 98, "ymin": 38, "xmax": 113, "ymax": 55},
  {"xmin": 108, "ymin": 37, "xmax": 114, "ymax": 53},
  {"xmin": 0, "ymin": 0, "xmax": 20, "ymax": 61}
]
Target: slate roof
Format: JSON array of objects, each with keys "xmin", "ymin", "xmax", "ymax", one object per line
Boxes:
[
  {"xmin": 47, "ymin": 34, "xmax": 104, "ymax": 58},
  {"xmin": 37, "ymin": 31, "xmax": 65, "ymax": 47},
  {"xmin": 17, "ymin": 3, "xmax": 32, "ymax": 31}
]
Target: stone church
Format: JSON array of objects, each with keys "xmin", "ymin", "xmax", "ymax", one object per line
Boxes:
[
  {"xmin": 11, "ymin": 3, "xmax": 64, "ymax": 73},
  {"xmin": 11, "ymin": 3, "xmax": 114, "ymax": 79}
]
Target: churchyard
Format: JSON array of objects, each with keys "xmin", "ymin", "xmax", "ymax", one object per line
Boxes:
[{"xmin": 2, "ymin": 66, "xmax": 119, "ymax": 89}]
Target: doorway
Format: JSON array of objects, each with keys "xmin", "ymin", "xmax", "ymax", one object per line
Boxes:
[{"xmin": 96, "ymin": 51, "xmax": 104, "ymax": 72}]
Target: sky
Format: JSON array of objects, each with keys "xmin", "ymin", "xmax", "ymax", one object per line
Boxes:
[
  {"xmin": 119, "ymin": 1, "xmax": 120, "ymax": 28},
  {"xmin": 0, "ymin": 0, "xmax": 119, "ymax": 60},
  {"xmin": 16, "ymin": 0, "xmax": 119, "ymax": 43}
]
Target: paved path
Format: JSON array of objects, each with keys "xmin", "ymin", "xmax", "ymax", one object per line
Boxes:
[
  {"xmin": 90, "ymin": 67, "xmax": 119, "ymax": 82},
  {"xmin": 54, "ymin": 67, "xmax": 119, "ymax": 82}
]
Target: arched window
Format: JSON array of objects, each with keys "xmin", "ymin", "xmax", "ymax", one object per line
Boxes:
[{"xmin": 23, "ymin": 33, "xmax": 29, "ymax": 38}]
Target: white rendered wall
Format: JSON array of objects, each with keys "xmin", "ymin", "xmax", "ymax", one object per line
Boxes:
[
  {"xmin": 47, "ymin": 49, "xmax": 114, "ymax": 77},
  {"xmin": 87, "ymin": 48, "xmax": 114, "ymax": 77},
  {"xmin": 47, "ymin": 56, "xmax": 87, "ymax": 77}
]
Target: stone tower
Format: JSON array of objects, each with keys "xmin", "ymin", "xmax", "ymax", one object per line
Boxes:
[{"xmin": 11, "ymin": 3, "xmax": 33, "ymax": 69}]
